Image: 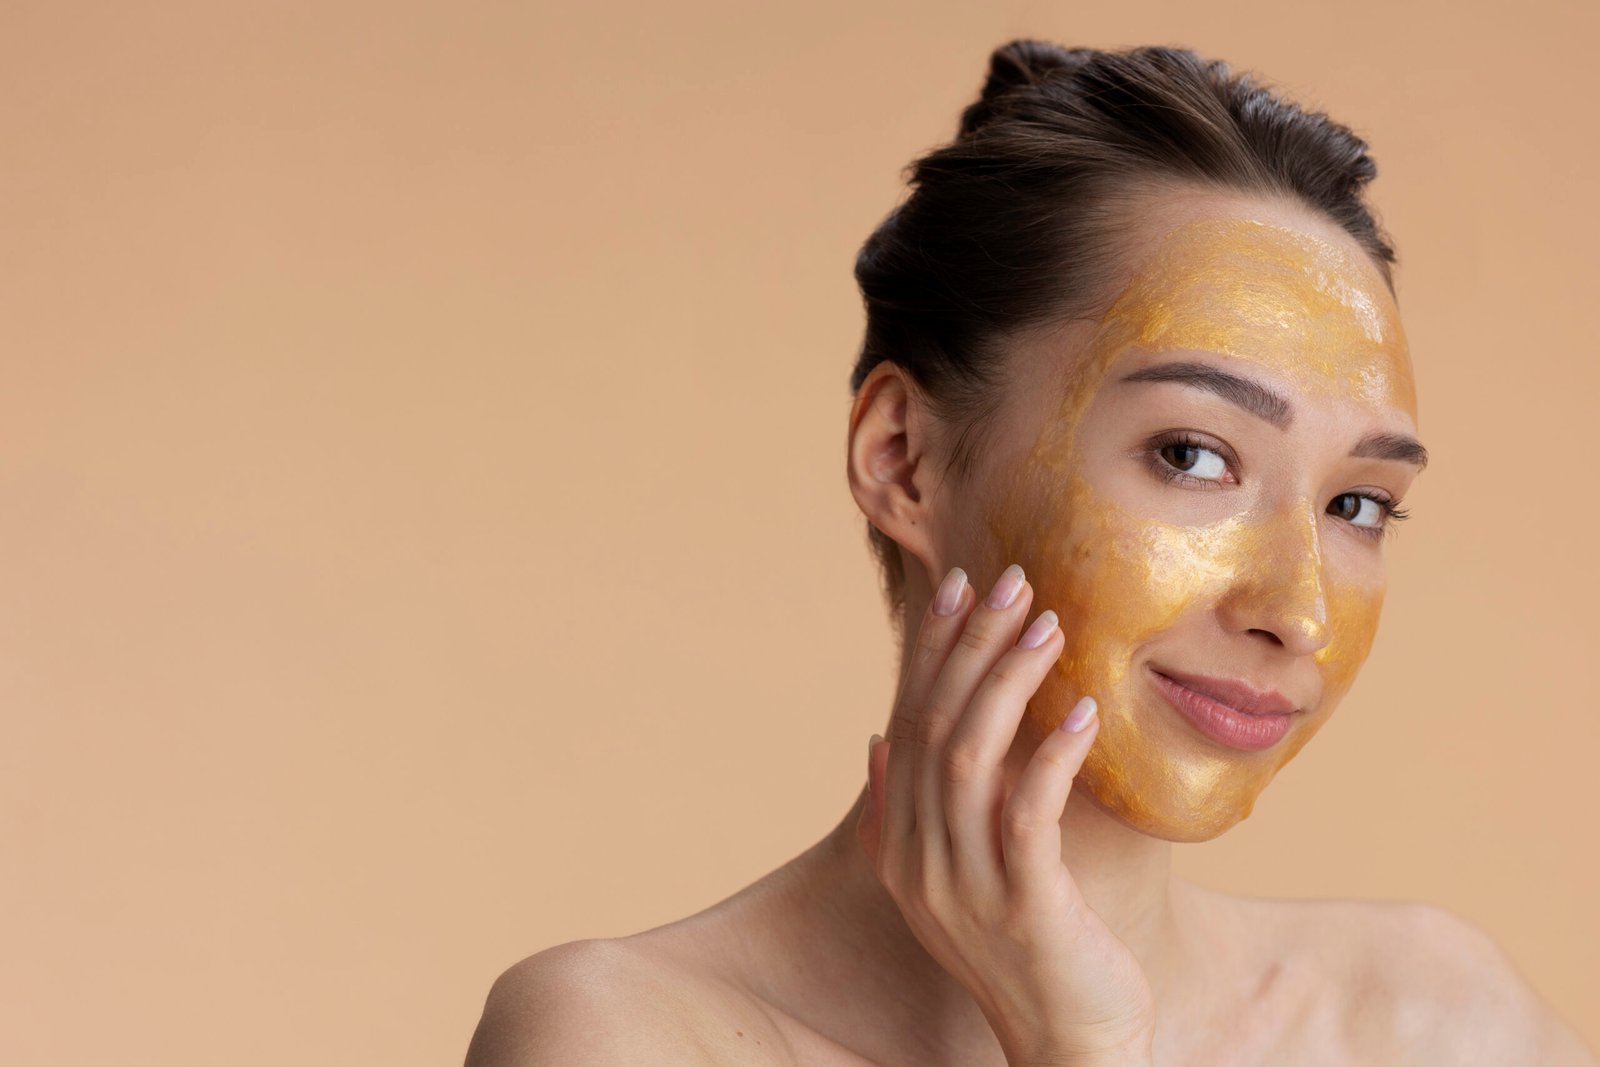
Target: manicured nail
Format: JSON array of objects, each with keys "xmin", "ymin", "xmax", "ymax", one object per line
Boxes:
[
  {"xmin": 932, "ymin": 567, "xmax": 967, "ymax": 616},
  {"xmin": 985, "ymin": 563, "xmax": 1025, "ymax": 609},
  {"xmin": 1060, "ymin": 696, "xmax": 1098, "ymax": 733},
  {"xmin": 1017, "ymin": 609, "xmax": 1058, "ymax": 650},
  {"xmin": 868, "ymin": 732, "xmax": 883, "ymax": 758}
]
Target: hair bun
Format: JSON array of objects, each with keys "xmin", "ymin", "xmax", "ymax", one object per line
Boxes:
[{"xmin": 958, "ymin": 39, "xmax": 1095, "ymax": 137}]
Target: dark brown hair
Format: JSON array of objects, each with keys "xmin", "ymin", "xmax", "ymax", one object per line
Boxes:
[{"xmin": 848, "ymin": 39, "xmax": 1398, "ymax": 622}]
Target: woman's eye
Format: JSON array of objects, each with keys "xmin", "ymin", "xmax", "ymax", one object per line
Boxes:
[
  {"xmin": 1329, "ymin": 493, "xmax": 1385, "ymax": 528},
  {"xmin": 1159, "ymin": 442, "xmax": 1228, "ymax": 481}
]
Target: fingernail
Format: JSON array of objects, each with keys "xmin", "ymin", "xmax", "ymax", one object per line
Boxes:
[
  {"xmin": 868, "ymin": 732, "xmax": 883, "ymax": 757},
  {"xmin": 1060, "ymin": 696, "xmax": 1098, "ymax": 733},
  {"xmin": 932, "ymin": 567, "xmax": 967, "ymax": 616},
  {"xmin": 1017, "ymin": 609, "xmax": 1058, "ymax": 650},
  {"xmin": 985, "ymin": 563, "xmax": 1025, "ymax": 609}
]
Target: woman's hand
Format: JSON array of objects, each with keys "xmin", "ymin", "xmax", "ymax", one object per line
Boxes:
[{"xmin": 856, "ymin": 563, "xmax": 1157, "ymax": 1067}]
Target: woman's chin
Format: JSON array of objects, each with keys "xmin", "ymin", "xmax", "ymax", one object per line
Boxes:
[
  {"xmin": 1073, "ymin": 690, "xmax": 1290, "ymax": 842},
  {"xmin": 1078, "ymin": 754, "xmax": 1260, "ymax": 842}
]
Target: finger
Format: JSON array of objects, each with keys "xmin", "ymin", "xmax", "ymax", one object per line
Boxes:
[
  {"xmin": 915, "ymin": 565, "xmax": 1032, "ymax": 859},
  {"xmin": 856, "ymin": 735, "xmax": 889, "ymax": 866},
  {"xmin": 881, "ymin": 567, "xmax": 974, "ymax": 865},
  {"xmin": 1000, "ymin": 696, "xmax": 1099, "ymax": 889},
  {"xmin": 941, "ymin": 609, "xmax": 1065, "ymax": 888}
]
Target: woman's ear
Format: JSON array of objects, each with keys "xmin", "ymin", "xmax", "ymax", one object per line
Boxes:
[{"xmin": 846, "ymin": 362, "xmax": 941, "ymax": 578}]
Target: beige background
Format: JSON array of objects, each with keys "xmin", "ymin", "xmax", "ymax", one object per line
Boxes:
[{"xmin": 3, "ymin": 1, "xmax": 1595, "ymax": 1062}]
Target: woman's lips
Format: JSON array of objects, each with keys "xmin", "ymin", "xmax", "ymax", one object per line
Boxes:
[{"xmin": 1149, "ymin": 667, "xmax": 1296, "ymax": 752}]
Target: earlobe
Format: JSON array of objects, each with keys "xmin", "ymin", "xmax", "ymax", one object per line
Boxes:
[{"xmin": 846, "ymin": 363, "xmax": 938, "ymax": 570}]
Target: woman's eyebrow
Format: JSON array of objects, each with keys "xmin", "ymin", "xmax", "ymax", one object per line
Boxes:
[
  {"xmin": 1116, "ymin": 360, "xmax": 1429, "ymax": 469},
  {"xmin": 1350, "ymin": 432, "xmax": 1429, "ymax": 469},
  {"xmin": 1117, "ymin": 361, "xmax": 1292, "ymax": 429}
]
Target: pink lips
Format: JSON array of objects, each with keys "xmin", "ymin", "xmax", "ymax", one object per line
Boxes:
[{"xmin": 1150, "ymin": 667, "xmax": 1298, "ymax": 752}]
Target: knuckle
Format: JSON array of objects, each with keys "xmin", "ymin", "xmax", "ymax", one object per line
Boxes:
[
  {"xmin": 906, "ymin": 866, "xmax": 933, "ymax": 905},
  {"xmin": 939, "ymin": 742, "xmax": 982, "ymax": 787},
  {"xmin": 902, "ymin": 857, "xmax": 934, "ymax": 908},
  {"xmin": 985, "ymin": 656, "xmax": 1028, "ymax": 687},
  {"xmin": 1031, "ymin": 741, "xmax": 1071, "ymax": 772},
  {"xmin": 954, "ymin": 623, "xmax": 993, "ymax": 656},
  {"xmin": 874, "ymin": 840, "xmax": 902, "ymax": 887},
  {"xmin": 1002, "ymin": 798, "xmax": 1044, "ymax": 840},
  {"xmin": 910, "ymin": 623, "xmax": 948, "ymax": 667},
  {"xmin": 913, "ymin": 713, "xmax": 945, "ymax": 747},
  {"xmin": 904, "ymin": 858, "xmax": 945, "ymax": 913}
]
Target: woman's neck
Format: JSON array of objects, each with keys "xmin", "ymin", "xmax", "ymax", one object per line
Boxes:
[{"xmin": 766, "ymin": 781, "xmax": 1198, "ymax": 1064}]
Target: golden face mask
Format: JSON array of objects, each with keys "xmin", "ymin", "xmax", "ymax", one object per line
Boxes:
[{"xmin": 983, "ymin": 216, "xmax": 1418, "ymax": 842}]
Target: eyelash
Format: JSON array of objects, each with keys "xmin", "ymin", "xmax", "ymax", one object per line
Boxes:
[{"xmin": 1142, "ymin": 431, "xmax": 1412, "ymax": 543}]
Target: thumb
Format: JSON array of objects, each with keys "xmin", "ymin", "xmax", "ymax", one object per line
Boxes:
[{"xmin": 855, "ymin": 734, "xmax": 888, "ymax": 865}]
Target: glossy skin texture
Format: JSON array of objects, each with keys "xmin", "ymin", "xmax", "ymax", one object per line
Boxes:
[{"xmin": 974, "ymin": 211, "xmax": 1422, "ymax": 842}]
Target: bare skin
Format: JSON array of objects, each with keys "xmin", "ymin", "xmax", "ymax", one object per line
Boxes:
[
  {"xmin": 465, "ymin": 190, "xmax": 1595, "ymax": 1067},
  {"xmin": 468, "ymin": 807, "xmax": 1587, "ymax": 1065}
]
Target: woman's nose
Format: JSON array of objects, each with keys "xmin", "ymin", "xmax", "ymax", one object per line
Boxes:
[{"xmin": 1216, "ymin": 500, "xmax": 1331, "ymax": 656}]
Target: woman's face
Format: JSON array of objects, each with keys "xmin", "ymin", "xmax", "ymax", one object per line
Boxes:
[{"xmin": 968, "ymin": 200, "xmax": 1425, "ymax": 842}]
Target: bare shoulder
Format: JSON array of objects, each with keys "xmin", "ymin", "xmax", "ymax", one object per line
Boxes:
[
  {"xmin": 1339, "ymin": 899, "xmax": 1596, "ymax": 1066},
  {"xmin": 464, "ymin": 937, "xmax": 793, "ymax": 1067}
]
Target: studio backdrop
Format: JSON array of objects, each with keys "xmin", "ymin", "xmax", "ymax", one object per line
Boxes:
[{"xmin": 2, "ymin": 1, "xmax": 1595, "ymax": 1063}]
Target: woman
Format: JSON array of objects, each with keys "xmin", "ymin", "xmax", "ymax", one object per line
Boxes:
[{"xmin": 468, "ymin": 40, "xmax": 1593, "ymax": 1066}]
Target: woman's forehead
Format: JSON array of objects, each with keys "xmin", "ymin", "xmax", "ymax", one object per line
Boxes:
[{"xmin": 1079, "ymin": 215, "xmax": 1417, "ymax": 420}]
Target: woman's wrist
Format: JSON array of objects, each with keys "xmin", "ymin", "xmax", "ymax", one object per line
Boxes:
[
  {"xmin": 1007, "ymin": 1054, "xmax": 1153, "ymax": 1067},
  {"xmin": 1071, "ymin": 1054, "xmax": 1154, "ymax": 1067},
  {"xmin": 1003, "ymin": 1034, "xmax": 1156, "ymax": 1067}
]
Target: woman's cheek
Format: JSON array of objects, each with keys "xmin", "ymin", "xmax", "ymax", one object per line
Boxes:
[
  {"xmin": 1312, "ymin": 576, "xmax": 1384, "ymax": 713},
  {"xmin": 992, "ymin": 471, "xmax": 1381, "ymax": 841},
  {"xmin": 1002, "ymin": 471, "xmax": 1242, "ymax": 740}
]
